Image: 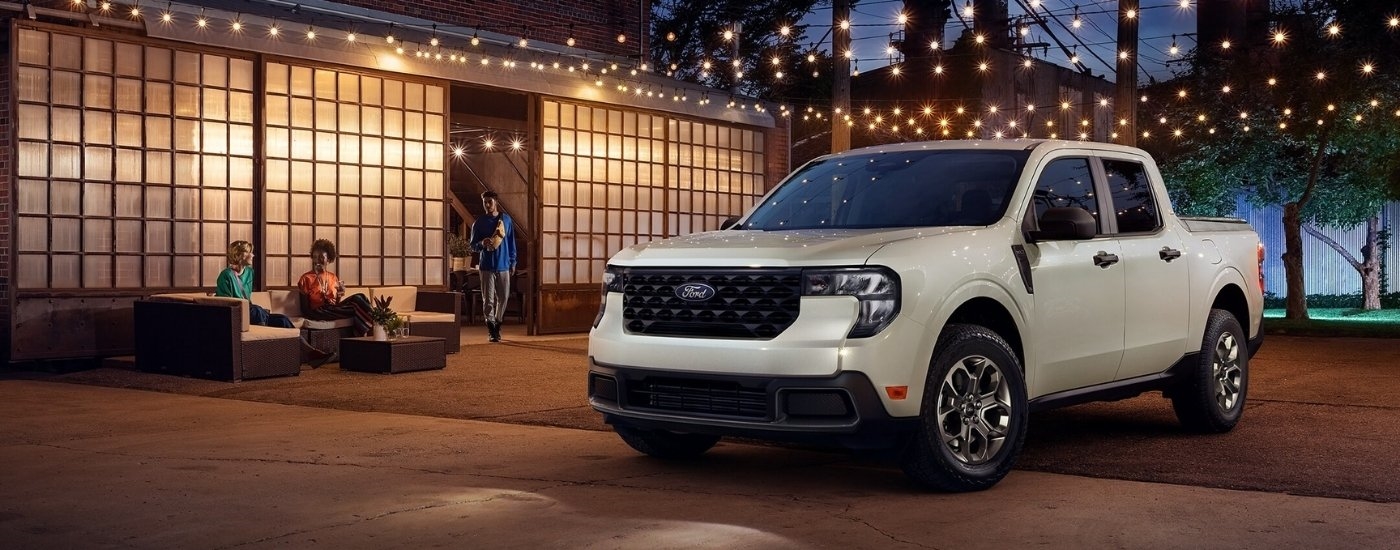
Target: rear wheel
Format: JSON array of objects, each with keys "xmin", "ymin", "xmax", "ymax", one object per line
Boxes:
[
  {"xmin": 1172, "ymin": 308, "xmax": 1248, "ymax": 433},
  {"xmin": 615, "ymin": 426, "xmax": 720, "ymax": 459},
  {"xmin": 901, "ymin": 324, "xmax": 1027, "ymax": 492}
]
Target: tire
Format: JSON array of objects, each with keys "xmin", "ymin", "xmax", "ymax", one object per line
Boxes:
[
  {"xmin": 614, "ymin": 426, "xmax": 720, "ymax": 459},
  {"xmin": 901, "ymin": 324, "xmax": 1028, "ymax": 492},
  {"xmin": 1172, "ymin": 308, "xmax": 1248, "ymax": 433}
]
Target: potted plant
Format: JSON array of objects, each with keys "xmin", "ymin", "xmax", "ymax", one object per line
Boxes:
[
  {"xmin": 448, "ymin": 233, "xmax": 472, "ymax": 272},
  {"xmin": 370, "ymin": 295, "xmax": 401, "ymax": 341}
]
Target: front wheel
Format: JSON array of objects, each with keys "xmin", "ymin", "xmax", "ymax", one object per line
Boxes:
[
  {"xmin": 1172, "ymin": 308, "xmax": 1248, "ymax": 433},
  {"xmin": 901, "ymin": 324, "xmax": 1028, "ymax": 492},
  {"xmin": 614, "ymin": 426, "xmax": 720, "ymax": 459}
]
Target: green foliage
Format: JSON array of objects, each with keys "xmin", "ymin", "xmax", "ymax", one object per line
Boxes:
[
  {"xmin": 1145, "ymin": 0, "xmax": 1400, "ymax": 227},
  {"xmin": 447, "ymin": 233, "xmax": 472, "ymax": 258},
  {"xmin": 651, "ymin": 0, "xmax": 828, "ymax": 99},
  {"xmin": 1263, "ymin": 292, "xmax": 1400, "ymax": 309},
  {"xmin": 370, "ymin": 295, "xmax": 399, "ymax": 325}
]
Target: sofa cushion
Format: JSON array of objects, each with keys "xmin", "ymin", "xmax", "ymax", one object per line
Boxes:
[
  {"xmin": 243, "ymin": 324, "xmax": 300, "ymax": 341},
  {"xmin": 267, "ymin": 289, "xmax": 302, "ymax": 318},
  {"xmin": 147, "ymin": 292, "xmax": 208, "ymax": 303},
  {"xmin": 303, "ymin": 317, "xmax": 355, "ymax": 330},
  {"xmin": 399, "ymin": 311, "xmax": 455, "ymax": 325},
  {"xmin": 372, "ymin": 286, "xmax": 418, "ymax": 313},
  {"xmin": 194, "ymin": 296, "xmax": 250, "ymax": 332},
  {"xmin": 344, "ymin": 287, "xmax": 371, "ymax": 302},
  {"xmin": 251, "ymin": 291, "xmax": 272, "ymax": 310}
]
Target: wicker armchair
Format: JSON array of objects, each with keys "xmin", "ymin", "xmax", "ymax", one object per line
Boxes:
[{"xmin": 133, "ymin": 295, "xmax": 301, "ymax": 382}]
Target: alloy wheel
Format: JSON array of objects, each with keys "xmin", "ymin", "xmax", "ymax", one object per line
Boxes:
[{"xmin": 936, "ymin": 355, "xmax": 1012, "ymax": 465}]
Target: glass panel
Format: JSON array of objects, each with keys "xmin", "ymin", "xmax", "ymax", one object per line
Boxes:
[
  {"xmin": 52, "ymin": 218, "xmax": 80, "ymax": 252},
  {"xmin": 291, "ymin": 97, "xmax": 313, "ymax": 128},
  {"xmin": 290, "ymin": 65, "xmax": 313, "ymax": 96},
  {"xmin": 202, "ymin": 54, "xmax": 227, "ymax": 87},
  {"xmin": 316, "ymin": 99, "xmax": 337, "ymax": 130},
  {"xmin": 52, "ymin": 256, "xmax": 80, "ymax": 288},
  {"xmin": 173, "ymin": 256, "xmax": 200, "ymax": 287},
  {"xmin": 266, "ymin": 94, "xmax": 289, "ymax": 127},
  {"xmin": 52, "ymin": 34, "xmax": 81, "ymax": 70},
  {"xmin": 174, "ymin": 84, "xmax": 200, "ymax": 117},
  {"xmin": 145, "ymin": 186, "xmax": 171, "ymax": 219},
  {"xmin": 84, "ymin": 219, "xmax": 113, "ymax": 252},
  {"xmin": 52, "ymin": 144, "xmax": 82, "ymax": 180},
  {"xmin": 142, "ymin": 219, "xmax": 170, "ymax": 254},
  {"xmin": 230, "ymin": 124, "xmax": 254, "ymax": 157},
  {"xmin": 116, "ymin": 256, "xmax": 142, "ymax": 287},
  {"xmin": 84, "ymin": 147, "xmax": 112, "ymax": 182},
  {"xmin": 146, "ymin": 82, "xmax": 172, "ymax": 115},
  {"xmin": 230, "ymin": 58, "xmax": 254, "ymax": 91},
  {"xmin": 203, "ymin": 121, "xmax": 228, "ymax": 155},
  {"xmin": 145, "ymin": 256, "xmax": 170, "ymax": 286},
  {"xmin": 17, "ymin": 104, "xmax": 48, "ymax": 141},
  {"xmin": 383, "ymin": 79, "xmax": 403, "ymax": 108},
  {"xmin": 174, "ymin": 187, "xmax": 200, "ymax": 219},
  {"xmin": 266, "ymin": 62, "xmax": 288, "ymax": 94},
  {"xmin": 174, "ymin": 221, "xmax": 199, "ymax": 252},
  {"xmin": 202, "ymin": 187, "xmax": 229, "ymax": 220},
  {"xmin": 18, "ymin": 217, "xmax": 48, "ymax": 252},
  {"xmin": 145, "ymin": 46, "xmax": 172, "ymax": 81},
  {"xmin": 291, "ymin": 194, "xmax": 313, "ymax": 223},
  {"xmin": 174, "ymin": 152, "xmax": 200, "ymax": 185},
  {"xmin": 338, "ymin": 73, "xmax": 359, "ymax": 102},
  {"xmin": 174, "ymin": 51, "xmax": 200, "ymax": 84},
  {"xmin": 18, "ymin": 29, "xmax": 49, "ymax": 65},
  {"xmin": 202, "ymin": 88, "xmax": 227, "ymax": 121},
  {"xmin": 17, "ymin": 66, "xmax": 49, "ymax": 103},
  {"xmin": 83, "ymin": 74, "xmax": 112, "ymax": 109},
  {"xmin": 339, "ymin": 104, "xmax": 360, "ymax": 133},
  {"xmin": 315, "ymin": 69, "xmax": 337, "ymax": 99},
  {"xmin": 52, "ymin": 107, "xmax": 80, "ymax": 142},
  {"xmin": 230, "ymin": 156, "xmax": 254, "ymax": 189}
]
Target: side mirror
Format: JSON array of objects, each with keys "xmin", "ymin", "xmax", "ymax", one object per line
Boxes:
[
  {"xmin": 720, "ymin": 216, "xmax": 741, "ymax": 230},
  {"xmin": 1028, "ymin": 207, "xmax": 1096, "ymax": 241}
]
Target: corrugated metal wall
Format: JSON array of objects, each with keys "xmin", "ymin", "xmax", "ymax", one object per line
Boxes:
[{"xmin": 1234, "ymin": 199, "xmax": 1399, "ymax": 296}]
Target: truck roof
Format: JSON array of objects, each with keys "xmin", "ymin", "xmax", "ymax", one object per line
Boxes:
[{"xmin": 829, "ymin": 139, "xmax": 1150, "ymax": 159}]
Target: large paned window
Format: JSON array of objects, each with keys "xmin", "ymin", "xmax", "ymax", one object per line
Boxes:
[
  {"xmin": 666, "ymin": 120, "xmax": 764, "ymax": 237},
  {"xmin": 263, "ymin": 62, "xmax": 446, "ymax": 287},
  {"xmin": 540, "ymin": 100, "xmax": 764, "ymax": 285},
  {"xmin": 14, "ymin": 29, "xmax": 254, "ymax": 289}
]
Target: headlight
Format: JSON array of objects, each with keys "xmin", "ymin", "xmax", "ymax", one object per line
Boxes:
[
  {"xmin": 594, "ymin": 266, "xmax": 624, "ymax": 328},
  {"xmin": 802, "ymin": 267, "xmax": 900, "ymax": 338}
]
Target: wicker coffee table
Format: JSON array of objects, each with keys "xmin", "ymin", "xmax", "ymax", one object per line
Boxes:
[{"xmin": 339, "ymin": 336, "xmax": 446, "ymax": 374}]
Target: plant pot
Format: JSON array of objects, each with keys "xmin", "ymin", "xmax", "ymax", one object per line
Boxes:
[
  {"xmin": 372, "ymin": 324, "xmax": 388, "ymax": 341},
  {"xmin": 451, "ymin": 257, "xmax": 469, "ymax": 272}
]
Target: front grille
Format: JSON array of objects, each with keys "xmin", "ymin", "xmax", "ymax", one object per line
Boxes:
[
  {"xmin": 626, "ymin": 376, "xmax": 770, "ymax": 418},
  {"xmin": 621, "ymin": 268, "xmax": 802, "ymax": 339}
]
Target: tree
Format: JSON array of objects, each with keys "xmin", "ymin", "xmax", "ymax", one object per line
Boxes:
[
  {"xmin": 1146, "ymin": 0, "xmax": 1400, "ymax": 317},
  {"xmin": 650, "ymin": 0, "xmax": 831, "ymax": 99}
]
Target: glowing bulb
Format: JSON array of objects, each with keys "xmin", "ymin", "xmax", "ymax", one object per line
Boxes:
[
  {"xmin": 1221, "ymin": 85, "xmax": 1231, "ymax": 93},
  {"xmin": 1273, "ymin": 30, "xmax": 1287, "ymax": 43},
  {"xmin": 840, "ymin": 20, "xmax": 850, "ymax": 30},
  {"xmin": 268, "ymin": 26, "xmax": 279, "ymax": 37},
  {"xmin": 1361, "ymin": 63, "xmax": 1374, "ymax": 74},
  {"xmin": 978, "ymin": 62, "xmax": 989, "ymax": 71},
  {"xmin": 898, "ymin": 13, "xmax": 909, "ymax": 25},
  {"xmin": 306, "ymin": 30, "xmax": 316, "ymax": 40},
  {"xmin": 1268, "ymin": 77, "xmax": 1277, "ymax": 86},
  {"xmin": 346, "ymin": 33, "xmax": 356, "ymax": 42},
  {"xmin": 1178, "ymin": 89, "xmax": 1188, "ymax": 98},
  {"xmin": 1119, "ymin": 51, "xmax": 1130, "ymax": 60},
  {"xmin": 566, "ymin": 37, "xmax": 575, "ymax": 47},
  {"xmin": 963, "ymin": 2, "xmax": 974, "ymax": 17},
  {"xmin": 1316, "ymin": 71, "xmax": 1326, "ymax": 81},
  {"xmin": 723, "ymin": 30, "xmax": 734, "ymax": 41},
  {"xmin": 231, "ymin": 21, "xmax": 243, "ymax": 32},
  {"xmin": 780, "ymin": 26, "xmax": 791, "ymax": 36},
  {"xmin": 934, "ymin": 65, "xmax": 944, "ymax": 74},
  {"xmin": 1126, "ymin": 9, "xmax": 1136, "ymax": 18},
  {"xmin": 160, "ymin": 12, "xmax": 172, "ymax": 23},
  {"xmin": 1222, "ymin": 40, "xmax": 1231, "ymax": 49},
  {"xmin": 1327, "ymin": 24, "xmax": 1340, "ymax": 36},
  {"xmin": 196, "ymin": 17, "xmax": 207, "ymax": 28}
]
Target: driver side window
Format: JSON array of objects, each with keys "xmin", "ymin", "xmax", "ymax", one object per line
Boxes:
[{"xmin": 1029, "ymin": 157, "xmax": 1099, "ymax": 232}]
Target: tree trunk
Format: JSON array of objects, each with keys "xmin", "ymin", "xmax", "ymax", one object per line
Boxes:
[
  {"xmin": 1361, "ymin": 216, "xmax": 1382, "ymax": 310},
  {"xmin": 1302, "ymin": 215, "xmax": 1383, "ymax": 311},
  {"xmin": 1283, "ymin": 203, "xmax": 1309, "ymax": 319}
]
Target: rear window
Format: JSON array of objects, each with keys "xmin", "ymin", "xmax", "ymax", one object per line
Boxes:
[{"xmin": 740, "ymin": 149, "xmax": 1029, "ymax": 230}]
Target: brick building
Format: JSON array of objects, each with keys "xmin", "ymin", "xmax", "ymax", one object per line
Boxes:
[{"xmin": 1, "ymin": 0, "xmax": 791, "ymax": 363}]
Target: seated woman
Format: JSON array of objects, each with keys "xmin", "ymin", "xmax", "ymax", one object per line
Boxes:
[
  {"xmin": 216, "ymin": 240, "xmax": 335, "ymax": 367},
  {"xmin": 297, "ymin": 238, "xmax": 373, "ymax": 337}
]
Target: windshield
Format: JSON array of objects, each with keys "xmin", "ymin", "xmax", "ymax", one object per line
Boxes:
[{"xmin": 739, "ymin": 149, "xmax": 1030, "ymax": 230}]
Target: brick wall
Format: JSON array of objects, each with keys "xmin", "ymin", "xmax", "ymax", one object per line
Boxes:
[
  {"xmin": 340, "ymin": 0, "xmax": 648, "ymax": 59},
  {"xmin": 0, "ymin": 26, "xmax": 12, "ymax": 364},
  {"xmin": 764, "ymin": 115, "xmax": 791, "ymax": 193}
]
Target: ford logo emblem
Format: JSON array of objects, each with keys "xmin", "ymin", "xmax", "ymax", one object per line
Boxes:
[{"xmin": 675, "ymin": 283, "xmax": 716, "ymax": 301}]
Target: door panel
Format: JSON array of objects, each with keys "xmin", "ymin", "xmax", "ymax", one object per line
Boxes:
[{"xmin": 1028, "ymin": 240, "xmax": 1126, "ymax": 397}]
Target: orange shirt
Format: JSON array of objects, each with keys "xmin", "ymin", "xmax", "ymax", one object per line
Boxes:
[{"xmin": 297, "ymin": 271, "xmax": 341, "ymax": 311}]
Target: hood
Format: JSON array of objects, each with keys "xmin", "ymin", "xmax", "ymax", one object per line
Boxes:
[{"xmin": 609, "ymin": 226, "xmax": 974, "ymax": 267}]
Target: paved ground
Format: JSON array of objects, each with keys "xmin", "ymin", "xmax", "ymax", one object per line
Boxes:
[
  {"xmin": 3, "ymin": 380, "xmax": 1398, "ymax": 549},
  {"xmin": 15, "ymin": 327, "xmax": 1400, "ymax": 503}
]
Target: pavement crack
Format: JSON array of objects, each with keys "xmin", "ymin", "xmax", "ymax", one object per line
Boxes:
[{"xmin": 832, "ymin": 503, "xmax": 940, "ymax": 549}]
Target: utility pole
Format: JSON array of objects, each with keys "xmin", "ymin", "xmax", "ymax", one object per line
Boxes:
[
  {"xmin": 1115, "ymin": 0, "xmax": 1139, "ymax": 146},
  {"xmin": 731, "ymin": 22, "xmax": 742, "ymax": 94},
  {"xmin": 831, "ymin": 0, "xmax": 851, "ymax": 153}
]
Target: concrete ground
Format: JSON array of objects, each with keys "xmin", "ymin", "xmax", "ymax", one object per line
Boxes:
[{"xmin": 3, "ymin": 327, "xmax": 1399, "ymax": 547}]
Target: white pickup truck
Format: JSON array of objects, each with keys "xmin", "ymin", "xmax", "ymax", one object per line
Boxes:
[{"xmin": 588, "ymin": 140, "xmax": 1264, "ymax": 491}]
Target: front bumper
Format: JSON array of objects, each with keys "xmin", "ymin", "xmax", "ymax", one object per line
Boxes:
[{"xmin": 588, "ymin": 359, "xmax": 919, "ymax": 450}]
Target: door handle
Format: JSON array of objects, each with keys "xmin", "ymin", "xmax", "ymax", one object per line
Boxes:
[
  {"xmin": 1159, "ymin": 247, "xmax": 1182, "ymax": 262},
  {"xmin": 1093, "ymin": 252, "xmax": 1120, "ymax": 268}
]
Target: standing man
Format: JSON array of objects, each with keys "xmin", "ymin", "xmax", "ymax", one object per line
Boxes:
[{"xmin": 471, "ymin": 191, "xmax": 517, "ymax": 342}]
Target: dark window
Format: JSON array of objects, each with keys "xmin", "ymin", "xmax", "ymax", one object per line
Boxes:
[
  {"xmin": 1104, "ymin": 160, "xmax": 1160, "ymax": 234},
  {"xmin": 1031, "ymin": 157, "xmax": 1099, "ymax": 232}
]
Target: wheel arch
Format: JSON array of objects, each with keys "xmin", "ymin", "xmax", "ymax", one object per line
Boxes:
[
  {"xmin": 940, "ymin": 297, "xmax": 1025, "ymax": 369},
  {"xmin": 1211, "ymin": 282, "xmax": 1251, "ymax": 340}
]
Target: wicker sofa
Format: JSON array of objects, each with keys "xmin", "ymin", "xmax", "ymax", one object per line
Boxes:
[
  {"xmin": 133, "ymin": 294, "xmax": 302, "ymax": 382},
  {"xmin": 264, "ymin": 286, "xmax": 461, "ymax": 356}
]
